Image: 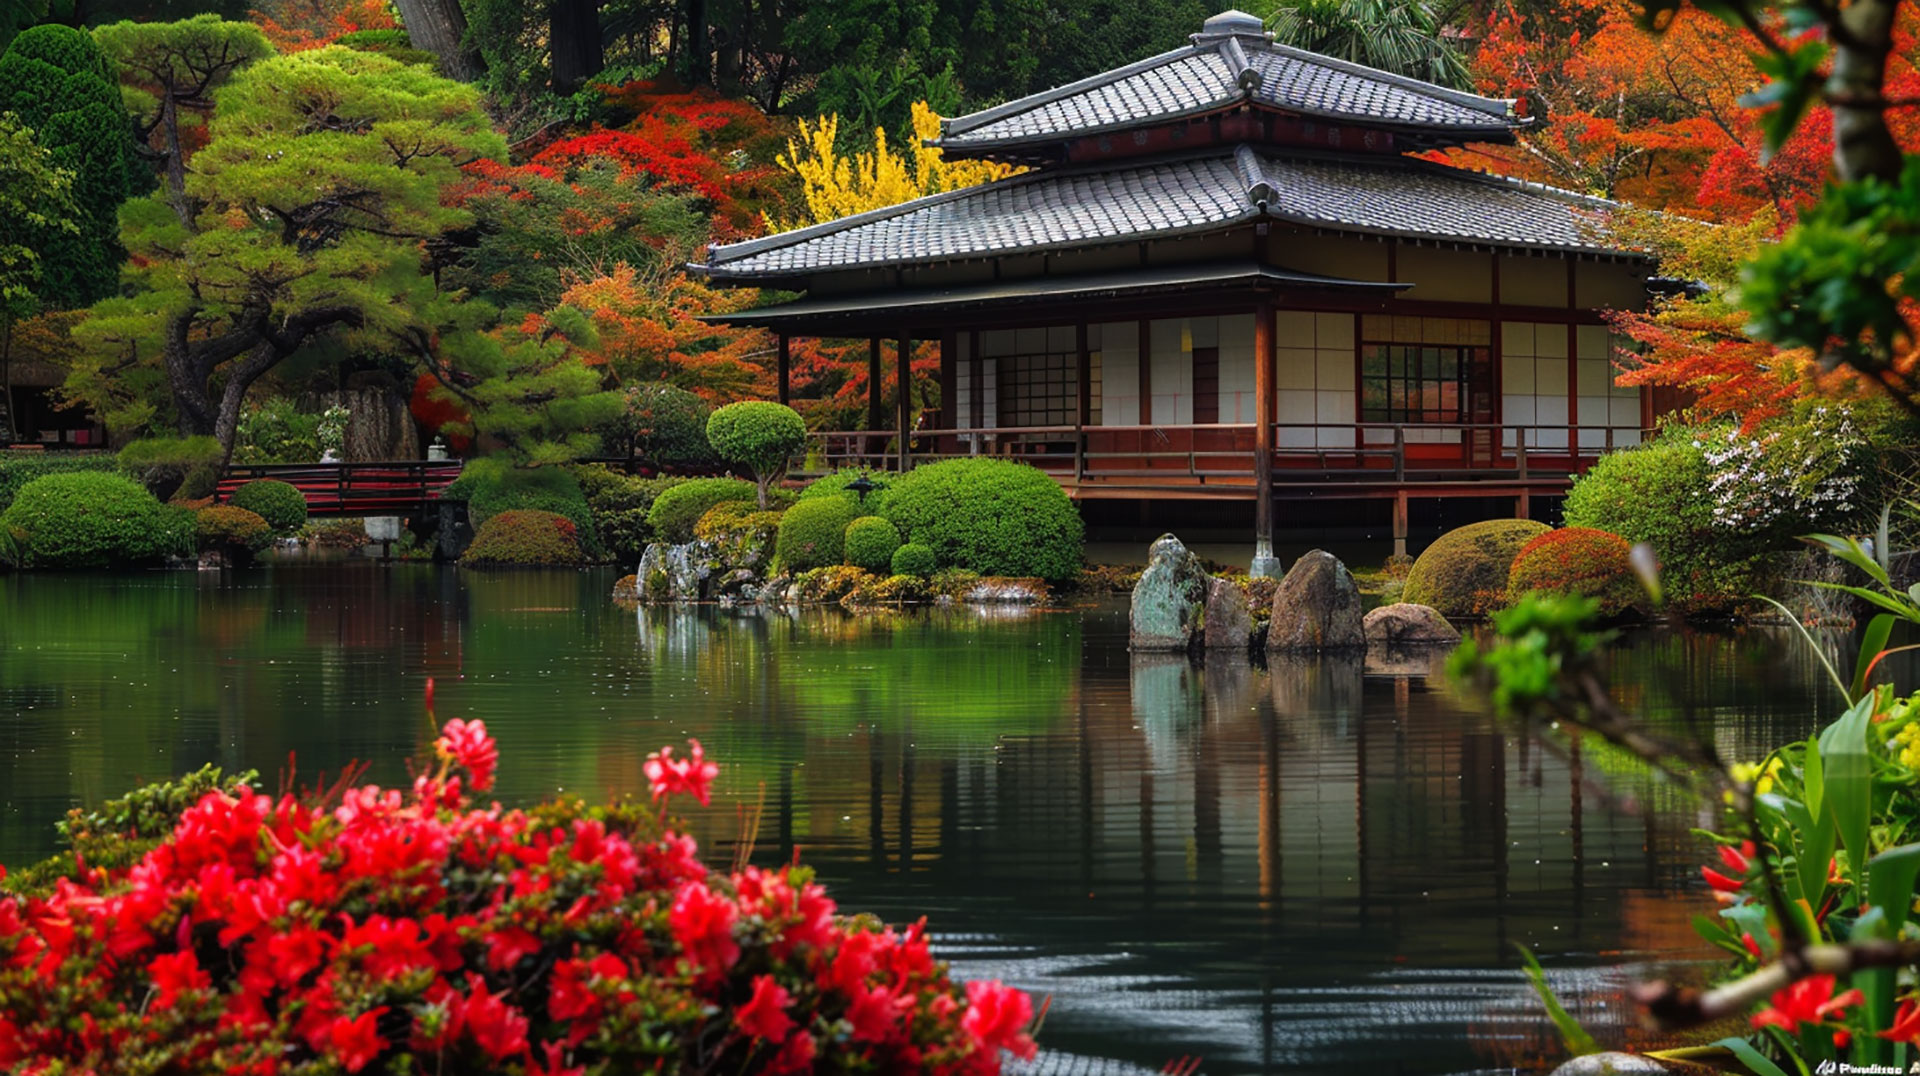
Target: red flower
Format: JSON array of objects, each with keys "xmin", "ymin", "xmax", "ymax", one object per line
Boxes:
[
  {"xmin": 529, "ymin": 1042, "xmax": 588, "ymax": 1076},
  {"xmin": 736, "ymin": 974, "xmax": 795, "ymax": 1042},
  {"xmin": 669, "ymin": 881, "xmax": 739, "ymax": 975},
  {"xmin": 1882, "ymin": 1000, "xmax": 1920, "ymax": 1043},
  {"xmin": 1752, "ymin": 974, "xmax": 1864, "ymax": 1032},
  {"xmin": 460, "ymin": 975, "xmax": 530, "ymax": 1063},
  {"xmin": 147, "ymin": 950, "xmax": 210, "ymax": 1008},
  {"xmin": 643, "ymin": 739, "xmax": 718, "ymax": 805},
  {"xmin": 962, "ymin": 979, "xmax": 1037, "ymax": 1060},
  {"xmin": 328, "ymin": 1008, "xmax": 388, "ymax": 1073},
  {"xmin": 769, "ymin": 1028, "xmax": 816, "ymax": 1074},
  {"xmin": 437, "ymin": 718, "xmax": 498, "ymax": 792}
]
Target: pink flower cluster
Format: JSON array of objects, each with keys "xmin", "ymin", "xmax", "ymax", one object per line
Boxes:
[{"xmin": 0, "ymin": 724, "xmax": 1037, "ymax": 1074}]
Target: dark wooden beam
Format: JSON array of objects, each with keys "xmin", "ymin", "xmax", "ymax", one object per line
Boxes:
[
  {"xmin": 776, "ymin": 334, "xmax": 791, "ymax": 405},
  {"xmin": 1136, "ymin": 319, "xmax": 1152, "ymax": 425},
  {"xmin": 896, "ymin": 334, "xmax": 912, "ymax": 471},
  {"xmin": 1253, "ymin": 302, "xmax": 1277, "ymax": 575},
  {"xmin": 867, "ymin": 337, "xmax": 883, "ymax": 432}
]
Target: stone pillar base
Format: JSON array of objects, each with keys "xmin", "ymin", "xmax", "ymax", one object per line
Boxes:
[{"xmin": 1249, "ymin": 538, "xmax": 1283, "ymax": 580}]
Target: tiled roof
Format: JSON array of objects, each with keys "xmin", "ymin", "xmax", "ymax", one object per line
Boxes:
[
  {"xmin": 696, "ymin": 147, "xmax": 1630, "ymax": 282},
  {"xmin": 935, "ymin": 9, "xmax": 1519, "ymax": 153}
]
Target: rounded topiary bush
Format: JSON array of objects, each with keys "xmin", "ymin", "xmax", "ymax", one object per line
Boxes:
[
  {"xmin": 706, "ymin": 401, "xmax": 806, "ymax": 508},
  {"xmin": 228, "ymin": 479, "xmax": 308, "ymax": 533},
  {"xmin": 843, "ymin": 515, "xmax": 901, "ymax": 572},
  {"xmin": 1402, "ymin": 517, "xmax": 1550, "ymax": 616},
  {"xmin": 460, "ymin": 509, "xmax": 586, "ymax": 568},
  {"xmin": 891, "ymin": 541, "xmax": 936, "ymax": 578},
  {"xmin": 880, "ymin": 459, "xmax": 1083, "ymax": 581},
  {"xmin": 646, "ymin": 477, "xmax": 759, "ymax": 544},
  {"xmin": 445, "ymin": 462, "xmax": 600, "ymax": 558},
  {"xmin": 194, "ymin": 505, "xmax": 272, "ymax": 555},
  {"xmin": 775, "ymin": 495, "xmax": 861, "ymax": 573},
  {"xmin": 0, "ymin": 471, "xmax": 185, "ymax": 568},
  {"xmin": 1506, "ymin": 526, "xmax": 1644, "ymax": 617}
]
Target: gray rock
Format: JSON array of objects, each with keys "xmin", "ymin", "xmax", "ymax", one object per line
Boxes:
[
  {"xmin": 1363, "ymin": 602, "xmax": 1461, "ymax": 647},
  {"xmin": 1130, "ymin": 534, "xmax": 1211, "ymax": 651},
  {"xmin": 1549, "ymin": 1052, "xmax": 1681, "ymax": 1076},
  {"xmin": 713, "ymin": 568, "xmax": 758, "ymax": 598},
  {"xmin": 1267, "ymin": 549, "xmax": 1365, "ymax": 651},
  {"xmin": 965, "ymin": 578, "xmax": 1049, "ymax": 605},
  {"xmin": 636, "ymin": 540, "xmax": 719, "ymax": 603},
  {"xmin": 1202, "ymin": 576, "xmax": 1252, "ymax": 650}
]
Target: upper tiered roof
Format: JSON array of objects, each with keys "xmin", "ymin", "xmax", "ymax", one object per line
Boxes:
[{"xmin": 933, "ymin": 9, "xmax": 1524, "ymax": 160}]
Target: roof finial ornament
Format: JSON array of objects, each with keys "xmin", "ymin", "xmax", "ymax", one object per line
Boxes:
[{"xmin": 1192, "ymin": 9, "xmax": 1271, "ymax": 44}]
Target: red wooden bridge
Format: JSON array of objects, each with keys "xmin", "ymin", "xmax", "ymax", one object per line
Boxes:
[{"xmin": 216, "ymin": 461, "xmax": 465, "ymax": 518}]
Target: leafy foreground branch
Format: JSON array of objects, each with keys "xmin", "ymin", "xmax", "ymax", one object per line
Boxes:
[
  {"xmin": 0, "ymin": 706, "xmax": 1038, "ymax": 1073},
  {"xmin": 1454, "ymin": 570, "xmax": 1920, "ymax": 1074}
]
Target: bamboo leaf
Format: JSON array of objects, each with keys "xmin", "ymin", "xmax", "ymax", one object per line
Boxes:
[
  {"xmin": 1709, "ymin": 1036, "xmax": 1793, "ymax": 1076},
  {"xmin": 1756, "ymin": 595, "xmax": 1849, "ymax": 700},
  {"xmin": 1853, "ymin": 614, "xmax": 1896, "ymax": 701},
  {"xmin": 1868, "ymin": 843, "xmax": 1920, "ymax": 931},
  {"xmin": 1818, "ymin": 694, "xmax": 1876, "ymax": 893},
  {"xmin": 1516, "ymin": 944, "xmax": 1602, "ymax": 1057}
]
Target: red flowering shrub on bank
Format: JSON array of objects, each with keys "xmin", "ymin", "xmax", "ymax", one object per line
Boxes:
[
  {"xmin": 1505, "ymin": 526, "xmax": 1644, "ymax": 618},
  {"xmin": 0, "ymin": 716, "xmax": 1036, "ymax": 1073}
]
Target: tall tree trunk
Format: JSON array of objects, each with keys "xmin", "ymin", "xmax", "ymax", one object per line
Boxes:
[
  {"xmin": 685, "ymin": 0, "xmax": 709, "ymax": 85},
  {"xmin": 0, "ymin": 319, "xmax": 13, "ymax": 446},
  {"xmin": 1829, "ymin": 0, "xmax": 1903, "ymax": 183},
  {"xmin": 550, "ymin": 0, "xmax": 604, "ymax": 93},
  {"xmin": 392, "ymin": 0, "xmax": 485, "ymax": 83}
]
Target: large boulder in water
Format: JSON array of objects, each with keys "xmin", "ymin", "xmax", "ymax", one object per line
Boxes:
[
  {"xmin": 1202, "ymin": 576, "xmax": 1252, "ymax": 650},
  {"xmin": 1267, "ymin": 549, "xmax": 1365, "ymax": 651},
  {"xmin": 1130, "ymin": 534, "xmax": 1210, "ymax": 651},
  {"xmin": 1363, "ymin": 603, "xmax": 1460, "ymax": 647}
]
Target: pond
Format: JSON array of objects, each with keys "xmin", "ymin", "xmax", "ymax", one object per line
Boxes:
[{"xmin": 0, "ymin": 565, "xmax": 1851, "ymax": 1074}]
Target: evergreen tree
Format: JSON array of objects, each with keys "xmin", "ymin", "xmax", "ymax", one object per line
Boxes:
[
  {"xmin": 0, "ymin": 24, "xmax": 132, "ymax": 307},
  {"xmin": 0, "ymin": 112, "xmax": 79, "ymax": 442},
  {"xmin": 68, "ymin": 45, "xmax": 507, "ymax": 461}
]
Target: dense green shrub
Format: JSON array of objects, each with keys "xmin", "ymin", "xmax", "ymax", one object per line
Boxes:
[
  {"xmin": 194, "ymin": 505, "xmax": 271, "ymax": 555},
  {"xmin": 330, "ymin": 27, "xmax": 439, "ymax": 65},
  {"xmin": 791, "ymin": 564, "xmax": 873, "ymax": 603},
  {"xmin": 775, "ymin": 494, "xmax": 861, "ymax": 572},
  {"xmin": 1506, "ymin": 526, "xmax": 1642, "ymax": 617},
  {"xmin": 645, "ymin": 477, "xmax": 758, "ymax": 543},
  {"xmin": 446, "ymin": 460, "xmax": 602, "ymax": 558},
  {"xmin": 880, "ymin": 459, "xmax": 1084, "ymax": 581},
  {"xmin": 228, "ymin": 479, "xmax": 307, "ymax": 533},
  {"xmin": 0, "ymin": 471, "xmax": 187, "ymax": 568},
  {"xmin": 233, "ymin": 398, "xmax": 321, "ymax": 463},
  {"xmin": 843, "ymin": 515, "xmax": 901, "ymax": 572},
  {"xmin": 0, "ymin": 452, "xmax": 118, "ymax": 511},
  {"xmin": 891, "ymin": 541, "xmax": 936, "ymax": 578},
  {"xmin": 118, "ymin": 436, "xmax": 223, "ymax": 501},
  {"xmin": 460, "ymin": 508, "xmax": 587, "ymax": 568},
  {"xmin": 576, "ymin": 465, "xmax": 684, "ymax": 564},
  {"xmin": 615, "ymin": 384, "xmax": 716, "ymax": 467},
  {"xmin": 693, "ymin": 500, "xmax": 783, "ymax": 566},
  {"xmin": 0, "ymin": 24, "xmax": 132, "ymax": 307},
  {"xmin": 706, "ymin": 401, "xmax": 806, "ymax": 507},
  {"xmin": 1562, "ymin": 435, "xmax": 1770, "ymax": 613},
  {"xmin": 849, "ymin": 573, "xmax": 931, "ymax": 605},
  {"xmin": 801, "ymin": 468, "xmax": 891, "ymax": 512},
  {"xmin": 1402, "ymin": 518, "xmax": 1549, "ymax": 616}
]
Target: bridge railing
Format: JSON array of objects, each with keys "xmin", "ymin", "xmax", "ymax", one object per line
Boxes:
[{"xmin": 217, "ymin": 460, "xmax": 465, "ymax": 516}]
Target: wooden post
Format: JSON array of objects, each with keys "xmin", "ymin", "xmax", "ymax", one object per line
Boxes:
[
  {"xmin": 1392, "ymin": 491, "xmax": 1409, "ymax": 560},
  {"xmin": 776, "ymin": 334, "xmax": 791, "ymax": 406},
  {"xmin": 1251, "ymin": 304, "xmax": 1278, "ymax": 578},
  {"xmin": 896, "ymin": 334, "xmax": 911, "ymax": 472},
  {"xmin": 1076, "ymin": 322, "xmax": 1091, "ymax": 482},
  {"xmin": 1136, "ymin": 319, "xmax": 1152, "ymax": 425},
  {"xmin": 867, "ymin": 338, "xmax": 883, "ymax": 431}
]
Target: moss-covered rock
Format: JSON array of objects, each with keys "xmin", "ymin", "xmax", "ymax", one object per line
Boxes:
[
  {"xmin": 693, "ymin": 500, "xmax": 783, "ymax": 573},
  {"xmin": 847, "ymin": 573, "xmax": 931, "ymax": 607},
  {"xmin": 1402, "ymin": 518, "xmax": 1550, "ymax": 616},
  {"xmin": 792, "ymin": 564, "xmax": 874, "ymax": 603}
]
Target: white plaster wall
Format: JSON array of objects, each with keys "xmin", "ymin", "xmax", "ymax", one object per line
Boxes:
[
  {"xmin": 1218, "ymin": 314, "xmax": 1256, "ymax": 423},
  {"xmin": 954, "ymin": 333, "xmax": 972, "ymax": 428},
  {"xmin": 1098, "ymin": 321, "xmax": 1139, "ymax": 426},
  {"xmin": 1148, "ymin": 318, "xmax": 1194, "ymax": 425},
  {"xmin": 1271, "ymin": 311, "xmax": 1355, "ymax": 447}
]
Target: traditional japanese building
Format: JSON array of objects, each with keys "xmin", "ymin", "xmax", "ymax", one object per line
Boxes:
[{"xmin": 693, "ymin": 9, "xmax": 1655, "ymax": 570}]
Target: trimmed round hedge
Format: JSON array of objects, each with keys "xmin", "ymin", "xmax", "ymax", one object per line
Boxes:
[
  {"xmin": 706, "ymin": 401, "xmax": 806, "ymax": 505},
  {"xmin": 1402, "ymin": 517, "xmax": 1550, "ymax": 616},
  {"xmin": 445, "ymin": 462, "xmax": 601, "ymax": 558},
  {"xmin": 890, "ymin": 542, "xmax": 936, "ymax": 578},
  {"xmin": 879, "ymin": 458, "xmax": 1083, "ymax": 581},
  {"xmin": 194, "ymin": 505, "xmax": 272, "ymax": 554},
  {"xmin": 776, "ymin": 495, "xmax": 861, "ymax": 573},
  {"xmin": 461, "ymin": 509, "xmax": 587, "ymax": 568},
  {"xmin": 229, "ymin": 479, "xmax": 308, "ymax": 533},
  {"xmin": 843, "ymin": 516, "xmax": 901, "ymax": 573},
  {"xmin": 1506, "ymin": 526, "xmax": 1642, "ymax": 617},
  {"xmin": 0, "ymin": 471, "xmax": 187, "ymax": 568},
  {"xmin": 800, "ymin": 469, "xmax": 890, "ymax": 513},
  {"xmin": 646, "ymin": 477, "xmax": 759, "ymax": 543}
]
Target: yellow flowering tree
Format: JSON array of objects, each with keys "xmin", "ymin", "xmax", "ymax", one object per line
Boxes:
[{"xmin": 768, "ymin": 101, "xmax": 1020, "ymax": 231}]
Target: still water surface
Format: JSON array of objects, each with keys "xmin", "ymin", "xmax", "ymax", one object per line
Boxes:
[{"xmin": 0, "ymin": 566, "xmax": 1851, "ymax": 1074}]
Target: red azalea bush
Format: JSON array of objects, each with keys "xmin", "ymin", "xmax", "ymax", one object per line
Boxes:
[
  {"xmin": 1504, "ymin": 526, "xmax": 1643, "ymax": 618},
  {"xmin": 0, "ymin": 708, "xmax": 1037, "ymax": 1073}
]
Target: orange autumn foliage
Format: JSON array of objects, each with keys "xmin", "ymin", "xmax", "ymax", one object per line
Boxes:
[{"xmin": 254, "ymin": 0, "xmax": 399, "ymax": 53}]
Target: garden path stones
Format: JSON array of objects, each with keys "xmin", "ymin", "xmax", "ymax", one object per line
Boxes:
[{"xmin": 1267, "ymin": 549, "xmax": 1365, "ymax": 651}]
